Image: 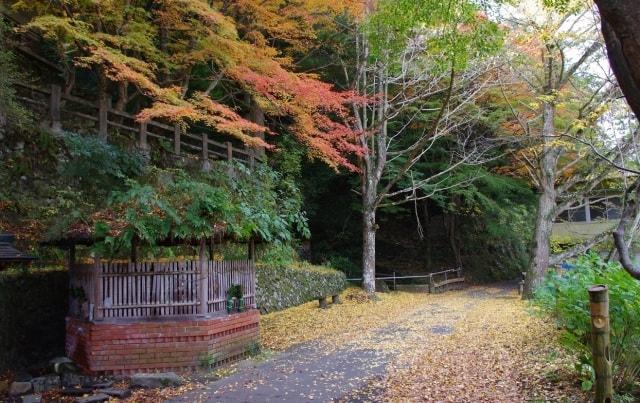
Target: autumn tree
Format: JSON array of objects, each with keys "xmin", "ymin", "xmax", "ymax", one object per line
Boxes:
[
  {"xmin": 5, "ymin": 0, "xmax": 362, "ymax": 170},
  {"xmin": 588, "ymin": 0, "xmax": 640, "ymax": 279},
  {"xmin": 348, "ymin": 0, "xmax": 503, "ymax": 295},
  {"xmin": 495, "ymin": 0, "xmax": 627, "ymax": 296}
]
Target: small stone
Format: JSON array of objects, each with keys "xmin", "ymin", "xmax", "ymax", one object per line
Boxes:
[
  {"xmin": 75, "ymin": 393, "xmax": 109, "ymax": 403},
  {"xmin": 61, "ymin": 387, "xmax": 94, "ymax": 396},
  {"xmin": 102, "ymin": 388, "xmax": 131, "ymax": 398},
  {"xmin": 31, "ymin": 375, "xmax": 60, "ymax": 393},
  {"xmin": 9, "ymin": 381, "xmax": 33, "ymax": 396},
  {"xmin": 130, "ymin": 372, "xmax": 182, "ymax": 388},
  {"xmin": 50, "ymin": 357, "xmax": 78, "ymax": 374},
  {"xmin": 20, "ymin": 394, "xmax": 42, "ymax": 403},
  {"xmin": 61, "ymin": 373, "xmax": 92, "ymax": 388},
  {"xmin": 0, "ymin": 379, "xmax": 9, "ymax": 395},
  {"xmin": 91, "ymin": 381, "xmax": 114, "ymax": 389}
]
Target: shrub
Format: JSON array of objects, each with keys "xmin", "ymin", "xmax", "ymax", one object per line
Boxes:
[
  {"xmin": 0, "ymin": 268, "xmax": 68, "ymax": 371},
  {"xmin": 533, "ymin": 253, "xmax": 640, "ymax": 395},
  {"xmin": 256, "ymin": 262, "xmax": 347, "ymax": 313}
]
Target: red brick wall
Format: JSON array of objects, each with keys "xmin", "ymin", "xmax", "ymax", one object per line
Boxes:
[{"xmin": 66, "ymin": 310, "xmax": 260, "ymax": 374}]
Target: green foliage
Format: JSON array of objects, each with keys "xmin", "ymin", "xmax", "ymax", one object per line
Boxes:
[
  {"xmin": 227, "ymin": 284, "xmax": 243, "ymax": 299},
  {"xmin": 256, "ymin": 262, "xmax": 347, "ymax": 313},
  {"xmin": 365, "ymin": 0, "xmax": 504, "ymax": 71},
  {"xmin": 0, "ymin": 18, "xmax": 30, "ymax": 131},
  {"xmin": 0, "ymin": 267, "xmax": 68, "ymax": 371},
  {"xmin": 258, "ymin": 243, "xmax": 299, "ymax": 267},
  {"xmin": 550, "ymin": 236, "xmax": 581, "ymax": 254},
  {"xmin": 433, "ymin": 167, "xmax": 536, "ymax": 280},
  {"xmin": 533, "ymin": 253, "xmax": 640, "ymax": 395},
  {"xmin": 60, "ymin": 132, "xmax": 147, "ymax": 195},
  {"xmin": 87, "ymin": 163, "xmax": 309, "ymax": 257}
]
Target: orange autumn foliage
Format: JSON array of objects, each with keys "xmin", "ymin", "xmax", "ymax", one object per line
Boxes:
[{"xmin": 12, "ymin": 0, "xmax": 364, "ymax": 171}]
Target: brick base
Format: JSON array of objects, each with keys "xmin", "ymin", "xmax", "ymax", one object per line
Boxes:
[{"xmin": 66, "ymin": 310, "xmax": 260, "ymax": 374}]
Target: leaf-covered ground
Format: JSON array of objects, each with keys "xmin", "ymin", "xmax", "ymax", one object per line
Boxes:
[
  {"xmin": 380, "ymin": 286, "xmax": 585, "ymax": 402},
  {"xmin": 172, "ymin": 284, "xmax": 584, "ymax": 402}
]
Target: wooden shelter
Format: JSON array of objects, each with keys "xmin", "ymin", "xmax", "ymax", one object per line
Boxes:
[
  {"xmin": 60, "ymin": 234, "xmax": 260, "ymax": 374},
  {"xmin": 0, "ymin": 233, "xmax": 35, "ymax": 271}
]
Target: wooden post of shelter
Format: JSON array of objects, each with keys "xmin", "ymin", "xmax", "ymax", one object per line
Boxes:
[
  {"xmin": 98, "ymin": 96, "xmax": 110, "ymax": 140},
  {"xmin": 588, "ymin": 285, "xmax": 613, "ymax": 403},
  {"xmin": 49, "ymin": 84, "xmax": 62, "ymax": 132},
  {"xmin": 92, "ymin": 256, "xmax": 103, "ymax": 321},
  {"xmin": 67, "ymin": 244, "xmax": 76, "ymax": 270},
  {"xmin": 199, "ymin": 238, "xmax": 209, "ymax": 315},
  {"xmin": 247, "ymin": 238, "xmax": 255, "ymax": 261}
]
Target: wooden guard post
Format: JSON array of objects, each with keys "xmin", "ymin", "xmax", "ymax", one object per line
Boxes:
[
  {"xmin": 588, "ymin": 284, "xmax": 613, "ymax": 403},
  {"xmin": 318, "ymin": 296, "xmax": 328, "ymax": 309}
]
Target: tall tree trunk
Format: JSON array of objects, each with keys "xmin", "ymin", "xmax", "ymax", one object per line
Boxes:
[
  {"xmin": 362, "ymin": 203, "xmax": 376, "ymax": 296},
  {"xmin": 594, "ymin": 0, "xmax": 640, "ymax": 118},
  {"xmin": 524, "ymin": 102, "xmax": 559, "ymax": 298},
  {"xmin": 524, "ymin": 187, "xmax": 556, "ymax": 297}
]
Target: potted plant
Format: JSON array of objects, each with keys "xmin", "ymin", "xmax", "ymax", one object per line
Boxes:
[{"xmin": 226, "ymin": 284, "xmax": 243, "ymax": 313}]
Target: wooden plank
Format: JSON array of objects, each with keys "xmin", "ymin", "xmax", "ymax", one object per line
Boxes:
[
  {"xmin": 433, "ymin": 277, "xmax": 465, "ymax": 288},
  {"xmin": 107, "ymin": 119, "xmax": 138, "ymax": 133},
  {"xmin": 226, "ymin": 141, "xmax": 233, "ymax": 162}
]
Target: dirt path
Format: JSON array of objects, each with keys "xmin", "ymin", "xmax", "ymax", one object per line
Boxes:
[{"xmin": 170, "ymin": 284, "xmax": 580, "ymax": 402}]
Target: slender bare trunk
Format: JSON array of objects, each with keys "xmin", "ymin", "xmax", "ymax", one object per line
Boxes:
[
  {"xmin": 524, "ymin": 102, "xmax": 558, "ymax": 298},
  {"xmin": 362, "ymin": 191, "xmax": 377, "ymax": 295},
  {"xmin": 524, "ymin": 188, "xmax": 556, "ymax": 297}
]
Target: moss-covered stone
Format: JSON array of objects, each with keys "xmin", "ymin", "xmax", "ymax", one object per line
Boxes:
[{"xmin": 256, "ymin": 263, "xmax": 347, "ymax": 313}]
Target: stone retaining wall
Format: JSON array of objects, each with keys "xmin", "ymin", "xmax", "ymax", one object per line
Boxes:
[{"xmin": 66, "ymin": 310, "xmax": 260, "ymax": 374}]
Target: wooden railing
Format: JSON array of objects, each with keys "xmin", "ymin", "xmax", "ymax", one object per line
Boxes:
[
  {"xmin": 428, "ymin": 268, "xmax": 465, "ymax": 293},
  {"xmin": 14, "ymin": 83, "xmax": 262, "ymax": 166},
  {"xmin": 69, "ymin": 260, "xmax": 256, "ymax": 322},
  {"xmin": 346, "ymin": 268, "xmax": 465, "ymax": 293}
]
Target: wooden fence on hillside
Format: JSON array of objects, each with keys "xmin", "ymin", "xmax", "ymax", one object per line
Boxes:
[
  {"xmin": 14, "ymin": 83, "xmax": 262, "ymax": 166},
  {"xmin": 69, "ymin": 260, "xmax": 256, "ymax": 321}
]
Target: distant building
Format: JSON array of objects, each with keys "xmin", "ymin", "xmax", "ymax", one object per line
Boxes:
[{"xmin": 553, "ymin": 196, "xmax": 621, "ymax": 241}]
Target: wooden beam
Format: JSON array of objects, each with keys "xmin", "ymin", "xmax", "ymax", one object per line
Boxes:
[
  {"xmin": 92, "ymin": 257, "xmax": 103, "ymax": 321},
  {"xmin": 226, "ymin": 141, "xmax": 233, "ymax": 162},
  {"xmin": 173, "ymin": 124, "xmax": 181, "ymax": 155},
  {"xmin": 139, "ymin": 121, "xmax": 148, "ymax": 152},
  {"xmin": 201, "ymin": 133, "xmax": 211, "ymax": 172},
  {"xmin": 49, "ymin": 84, "xmax": 62, "ymax": 132},
  {"xmin": 98, "ymin": 96, "xmax": 110, "ymax": 140}
]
